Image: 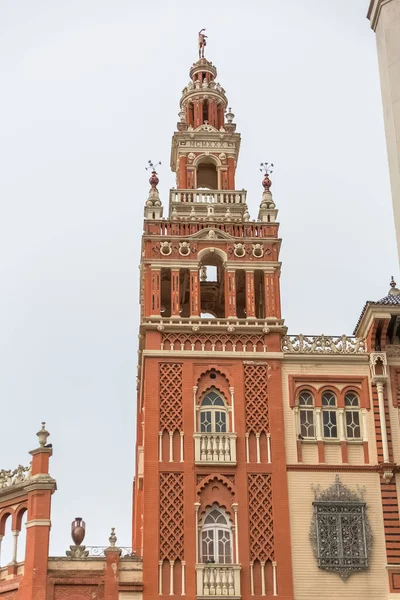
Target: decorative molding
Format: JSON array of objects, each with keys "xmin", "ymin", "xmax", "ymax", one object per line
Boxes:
[
  {"xmin": 282, "ymin": 334, "xmax": 366, "ymax": 354},
  {"xmin": 0, "ymin": 465, "xmax": 31, "ymax": 492}
]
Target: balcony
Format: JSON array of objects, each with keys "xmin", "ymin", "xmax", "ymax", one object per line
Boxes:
[
  {"xmin": 170, "ymin": 189, "xmax": 246, "ymax": 205},
  {"xmin": 196, "ymin": 564, "xmax": 241, "ymax": 598},
  {"xmin": 194, "ymin": 433, "xmax": 237, "ymax": 465}
]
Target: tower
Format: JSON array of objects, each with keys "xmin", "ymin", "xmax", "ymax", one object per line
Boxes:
[
  {"xmin": 368, "ymin": 0, "xmax": 400, "ymax": 262},
  {"xmin": 133, "ymin": 48, "xmax": 294, "ymax": 600}
]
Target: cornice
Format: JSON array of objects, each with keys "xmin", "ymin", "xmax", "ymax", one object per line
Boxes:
[{"xmin": 367, "ymin": 0, "xmax": 392, "ymax": 31}]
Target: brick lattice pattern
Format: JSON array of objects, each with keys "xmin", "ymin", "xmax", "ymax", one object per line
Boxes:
[
  {"xmin": 248, "ymin": 474, "xmax": 274, "ymax": 561},
  {"xmin": 159, "ymin": 363, "xmax": 183, "ymax": 432},
  {"xmin": 159, "ymin": 472, "xmax": 184, "ymax": 560},
  {"xmin": 244, "ymin": 363, "xmax": 269, "ymax": 434}
]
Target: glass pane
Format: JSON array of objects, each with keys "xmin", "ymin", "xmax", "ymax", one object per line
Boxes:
[
  {"xmin": 323, "ymin": 410, "xmax": 337, "ymax": 438},
  {"xmin": 215, "ymin": 411, "xmax": 227, "ymax": 433},
  {"xmin": 346, "ymin": 410, "xmax": 361, "ymax": 439},
  {"xmin": 299, "ymin": 392, "xmax": 313, "ymax": 406},
  {"xmin": 322, "ymin": 392, "xmax": 336, "ymax": 407},
  {"xmin": 300, "ymin": 409, "xmax": 315, "ymax": 438},
  {"xmin": 201, "ymin": 531, "xmax": 214, "ymax": 563},
  {"xmin": 217, "ymin": 530, "xmax": 232, "ymax": 564},
  {"xmin": 200, "ymin": 411, "xmax": 212, "ymax": 432},
  {"xmin": 345, "ymin": 393, "xmax": 359, "ymax": 407}
]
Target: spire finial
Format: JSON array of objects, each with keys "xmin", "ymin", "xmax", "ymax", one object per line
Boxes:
[
  {"xmin": 391, "ymin": 276, "xmax": 396, "ymax": 289},
  {"xmin": 109, "ymin": 527, "xmax": 117, "ymax": 547},
  {"xmin": 145, "ymin": 160, "xmax": 161, "ymax": 188},
  {"xmin": 260, "ymin": 162, "xmax": 274, "ymax": 190},
  {"xmin": 37, "ymin": 422, "xmax": 50, "ymax": 447}
]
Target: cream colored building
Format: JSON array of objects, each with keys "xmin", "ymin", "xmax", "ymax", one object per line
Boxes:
[{"xmin": 368, "ymin": 0, "xmax": 400, "ymax": 261}]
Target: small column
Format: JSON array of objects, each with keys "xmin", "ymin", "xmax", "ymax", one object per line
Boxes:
[
  {"xmin": 256, "ymin": 433, "xmax": 261, "ymax": 464},
  {"xmin": 0, "ymin": 534, "xmax": 3, "ymax": 567},
  {"xmin": 245, "ymin": 271, "xmax": 256, "ymax": 318},
  {"xmin": 232, "ymin": 503, "xmax": 239, "ymax": 563},
  {"xmin": 245, "ymin": 433, "xmax": 250, "ymax": 463},
  {"xmin": 272, "ymin": 561, "xmax": 278, "ymax": 596},
  {"xmin": 229, "ymin": 387, "xmax": 235, "ymax": 433},
  {"xmin": 104, "ymin": 528, "xmax": 121, "ymax": 600},
  {"xmin": 180, "ymin": 432, "xmax": 184, "ymax": 462},
  {"xmin": 195, "ymin": 503, "xmax": 200, "ymax": 563},
  {"xmin": 169, "ymin": 560, "xmax": 175, "ymax": 595},
  {"xmin": 169, "ymin": 432, "xmax": 174, "ymax": 462},
  {"xmin": 159, "ymin": 560, "xmax": 163, "ymax": 595},
  {"xmin": 171, "ymin": 269, "xmax": 180, "ymax": 317},
  {"xmin": 151, "ymin": 268, "xmax": 161, "ymax": 316},
  {"xmin": 225, "ymin": 270, "xmax": 237, "ymax": 318},
  {"xmin": 315, "ymin": 408, "xmax": 325, "ymax": 463},
  {"xmin": 187, "ymin": 167, "xmax": 195, "ymax": 189},
  {"xmin": 181, "ymin": 560, "xmax": 186, "ymax": 595},
  {"xmin": 338, "ymin": 408, "xmax": 348, "ymax": 463},
  {"xmin": 260, "ymin": 561, "xmax": 266, "ymax": 596},
  {"xmin": 362, "ymin": 408, "xmax": 369, "ymax": 463},
  {"xmin": 159, "ymin": 431, "xmax": 163, "ymax": 462},
  {"xmin": 267, "ymin": 433, "xmax": 272, "ymax": 463},
  {"xmin": 190, "ymin": 270, "xmax": 200, "ymax": 317},
  {"xmin": 11, "ymin": 530, "xmax": 19, "ymax": 564},
  {"xmin": 250, "ymin": 562, "xmax": 255, "ymax": 596},
  {"xmin": 376, "ymin": 380, "xmax": 390, "ymax": 463}
]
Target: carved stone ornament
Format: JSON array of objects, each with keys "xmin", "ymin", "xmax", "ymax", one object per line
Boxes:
[
  {"xmin": 310, "ymin": 476, "xmax": 372, "ymax": 580},
  {"xmin": 234, "ymin": 243, "xmax": 246, "ymax": 258},
  {"xmin": 160, "ymin": 241, "xmax": 172, "ymax": 256},
  {"xmin": 207, "ymin": 229, "xmax": 216, "ymax": 239},
  {"xmin": 0, "ymin": 464, "xmax": 31, "ymax": 490},
  {"xmin": 282, "ymin": 334, "xmax": 366, "ymax": 354},
  {"xmin": 179, "ymin": 241, "xmax": 191, "ymax": 256},
  {"xmin": 188, "ymin": 152, "xmax": 195, "ymax": 163},
  {"xmin": 252, "ymin": 243, "xmax": 264, "ymax": 258}
]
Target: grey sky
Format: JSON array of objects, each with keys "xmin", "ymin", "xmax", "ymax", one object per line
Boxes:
[{"xmin": 0, "ymin": 0, "xmax": 396, "ymax": 556}]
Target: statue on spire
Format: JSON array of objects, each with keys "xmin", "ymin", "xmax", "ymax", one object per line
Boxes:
[{"xmin": 198, "ymin": 29, "xmax": 207, "ymax": 59}]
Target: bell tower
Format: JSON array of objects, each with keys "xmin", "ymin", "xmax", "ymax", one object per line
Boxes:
[{"xmin": 134, "ymin": 39, "xmax": 294, "ymax": 600}]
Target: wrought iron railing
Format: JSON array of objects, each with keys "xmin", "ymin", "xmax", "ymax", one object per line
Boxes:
[{"xmin": 85, "ymin": 546, "xmax": 137, "ymax": 558}]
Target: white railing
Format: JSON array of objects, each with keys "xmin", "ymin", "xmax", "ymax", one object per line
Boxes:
[
  {"xmin": 196, "ymin": 564, "xmax": 241, "ymax": 597},
  {"xmin": 194, "ymin": 433, "xmax": 237, "ymax": 464},
  {"xmin": 170, "ymin": 189, "xmax": 247, "ymax": 205},
  {"xmin": 281, "ymin": 334, "xmax": 366, "ymax": 354}
]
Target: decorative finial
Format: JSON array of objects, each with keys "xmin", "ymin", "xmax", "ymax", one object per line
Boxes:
[
  {"xmin": 198, "ymin": 29, "xmax": 207, "ymax": 59},
  {"xmin": 390, "ymin": 276, "xmax": 396, "ymax": 289},
  {"xmin": 388, "ymin": 275, "xmax": 400, "ymax": 296},
  {"xmin": 260, "ymin": 162, "xmax": 274, "ymax": 190},
  {"xmin": 71, "ymin": 518, "xmax": 86, "ymax": 546},
  {"xmin": 146, "ymin": 160, "xmax": 161, "ymax": 188},
  {"xmin": 36, "ymin": 422, "xmax": 50, "ymax": 447},
  {"xmin": 226, "ymin": 108, "xmax": 235, "ymax": 124},
  {"xmin": 109, "ymin": 527, "xmax": 117, "ymax": 547}
]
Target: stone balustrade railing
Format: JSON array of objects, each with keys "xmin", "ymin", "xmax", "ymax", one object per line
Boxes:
[
  {"xmin": 0, "ymin": 465, "xmax": 31, "ymax": 490},
  {"xmin": 170, "ymin": 189, "xmax": 247, "ymax": 206},
  {"xmin": 194, "ymin": 433, "xmax": 237, "ymax": 464},
  {"xmin": 282, "ymin": 335, "xmax": 366, "ymax": 354},
  {"xmin": 144, "ymin": 220, "xmax": 277, "ymax": 238},
  {"xmin": 196, "ymin": 564, "xmax": 241, "ymax": 597}
]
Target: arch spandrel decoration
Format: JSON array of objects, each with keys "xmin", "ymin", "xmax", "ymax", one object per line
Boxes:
[
  {"xmin": 159, "ymin": 472, "xmax": 184, "ymax": 561},
  {"xmin": 244, "ymin": 363, "xmax": 269, "ymax": 434},
  {"xmin": 310, "ymin": 476, "xmax": 372, "ymax": 580},
  {"xmin": 248, "ymin": 474, "xmax": 274, "ymax": 561},
  {"xmin": 159, "ymin": 363, "xmax": 183, "ymax": 432}
]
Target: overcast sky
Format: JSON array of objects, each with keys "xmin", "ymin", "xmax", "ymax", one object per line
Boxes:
[{"xmin": 0, "ymin": 0, "xmax": 396, "ymax": 557}]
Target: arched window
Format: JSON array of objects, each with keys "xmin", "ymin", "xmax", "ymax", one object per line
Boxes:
[
  {"xmin": 298, "ymin": 391, "xmax": 315, "ymax": 439},
  {"xmin": 201, "ymin": 506, "xmax": 232, "ymax": 564},
  {"xmin": 345, "ymin": 392, "xmax": 361, "ymax": 440},
  {"xmin": 200, "ymin": 390, "xmax": 228, "ymax": 433},
  {"xmin": 322, "ymin": 391, "xmax": 337, "ymax": 439}
]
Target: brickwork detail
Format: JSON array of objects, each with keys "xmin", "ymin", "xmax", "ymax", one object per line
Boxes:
[
  {"xmin": 244, "ymin": 364, "xmax": 269, "ymax": 433},
  {"xmin": 248, "ymin": 474, "xmax": 274, "ymax": 561},
  {"xmin": 161, "ymin": 333, "xmax": 266, "ymax": 353},
  {"xmin": 159, "ymin": 473, "xmax": 184, "ymax": 560},
  {"xmin": 54, "ymin": 585, "xmax": 102, "ymax": 599},
  {"xmin": 159, "ymin": 363, "xmax": 183, "ymax": 432}
]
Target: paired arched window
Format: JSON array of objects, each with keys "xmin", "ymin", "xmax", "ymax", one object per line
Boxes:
[
  {"xmin": 298, "ymin": 390, "xmax": 361, "ymax": 441},
  {"xmin": 201, "ymin": 505, "xmax": 232, "ymax": 564},
  {"xmin": 200, "ymin": 390, "xmax": 228, "ymax": 433}
]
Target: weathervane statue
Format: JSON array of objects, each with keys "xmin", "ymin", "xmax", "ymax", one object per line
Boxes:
[{"xmin": 198, "ymin": 29, "xmax": 207, "ymax": 59}]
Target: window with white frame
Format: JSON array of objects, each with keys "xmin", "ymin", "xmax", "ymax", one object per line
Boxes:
[
  {"xmin": 298, "ymin": 390, "xmax": 316, "ymax": 439},
  {"xmin": 199, "ymin": 390, "xmax": 228, "ymax": 433},
  {"xmin": 201, "ymin": 505, "xmax": 233, "ymax": 564},
  {"xmin": 344, "ymin": 392, "xmax": 361, "ymax": 440},
  {"xmin": 322, "ymin": 391, "xmax": 337, "ymax": 439}
]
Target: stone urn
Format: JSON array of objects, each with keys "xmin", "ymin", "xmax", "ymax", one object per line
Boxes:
[
  {"xmin": 262, "ymin": 174, "xmax": 272, "ymax": 190},
  {"xmin": 149, "ymin": 170, "xmax": 159, "ymax": 188},
  {"xmin": 71, "ymin": 518, "xmax": 86, "ymax": 546}
]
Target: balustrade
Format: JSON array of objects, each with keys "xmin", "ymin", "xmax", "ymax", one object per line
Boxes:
[
  {"xmin": 170, "ymin": 189, "xmax": 246, "ymax": 205},
  {"xmin": 194, "ymin": 433, "xmax": 237, "ymax": 464},
  {"xmin": 196, "ymin": 564, "xmax": 241, "ymax": 597}
]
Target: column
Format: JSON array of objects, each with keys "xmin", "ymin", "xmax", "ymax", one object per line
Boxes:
[
  {"xmin": 190, "ymin": 269, "xmax": 200, "ymax": 317},
  {"xmin": 263, "ymin": 271, "xmax": 276, "ymax": 318},
  {"xmin": 227, "ymin": 156, "xmax": 235, "ymax": 189},
  {"xmin": 245, "ymin": 271, "xmax": 256, "ymax": 318},
  {"xmin": 171, "ymin": 269, "xmax": 180, "ymax": 317},
  {"xmin": 150, "ymin": 268, "xmax": 161, "ymax": 316},
  {"xmin": 225, "ymin": 270, "xmax": 236, "ymax": 318},
  {"xmin": 376, "ymin": 380, "xmax": 390, "ymax": 463},
  {"xmin": 315, "ymin": 408, "xmax": 324, "ymax": 463},
  {"xmin": 178, "ymin": 155, "xmax": 187, "ymax": 189},
  {"xmin": 362, "ymin": 408, "xmax": 369, "ymax": 463},
  {"xmin": 104, "ymin": 542, "xmax": 121, "ymax": 600},
  {"xmin": 338, "ymin": 408, "xmax": 348, "ymax": 463}
]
